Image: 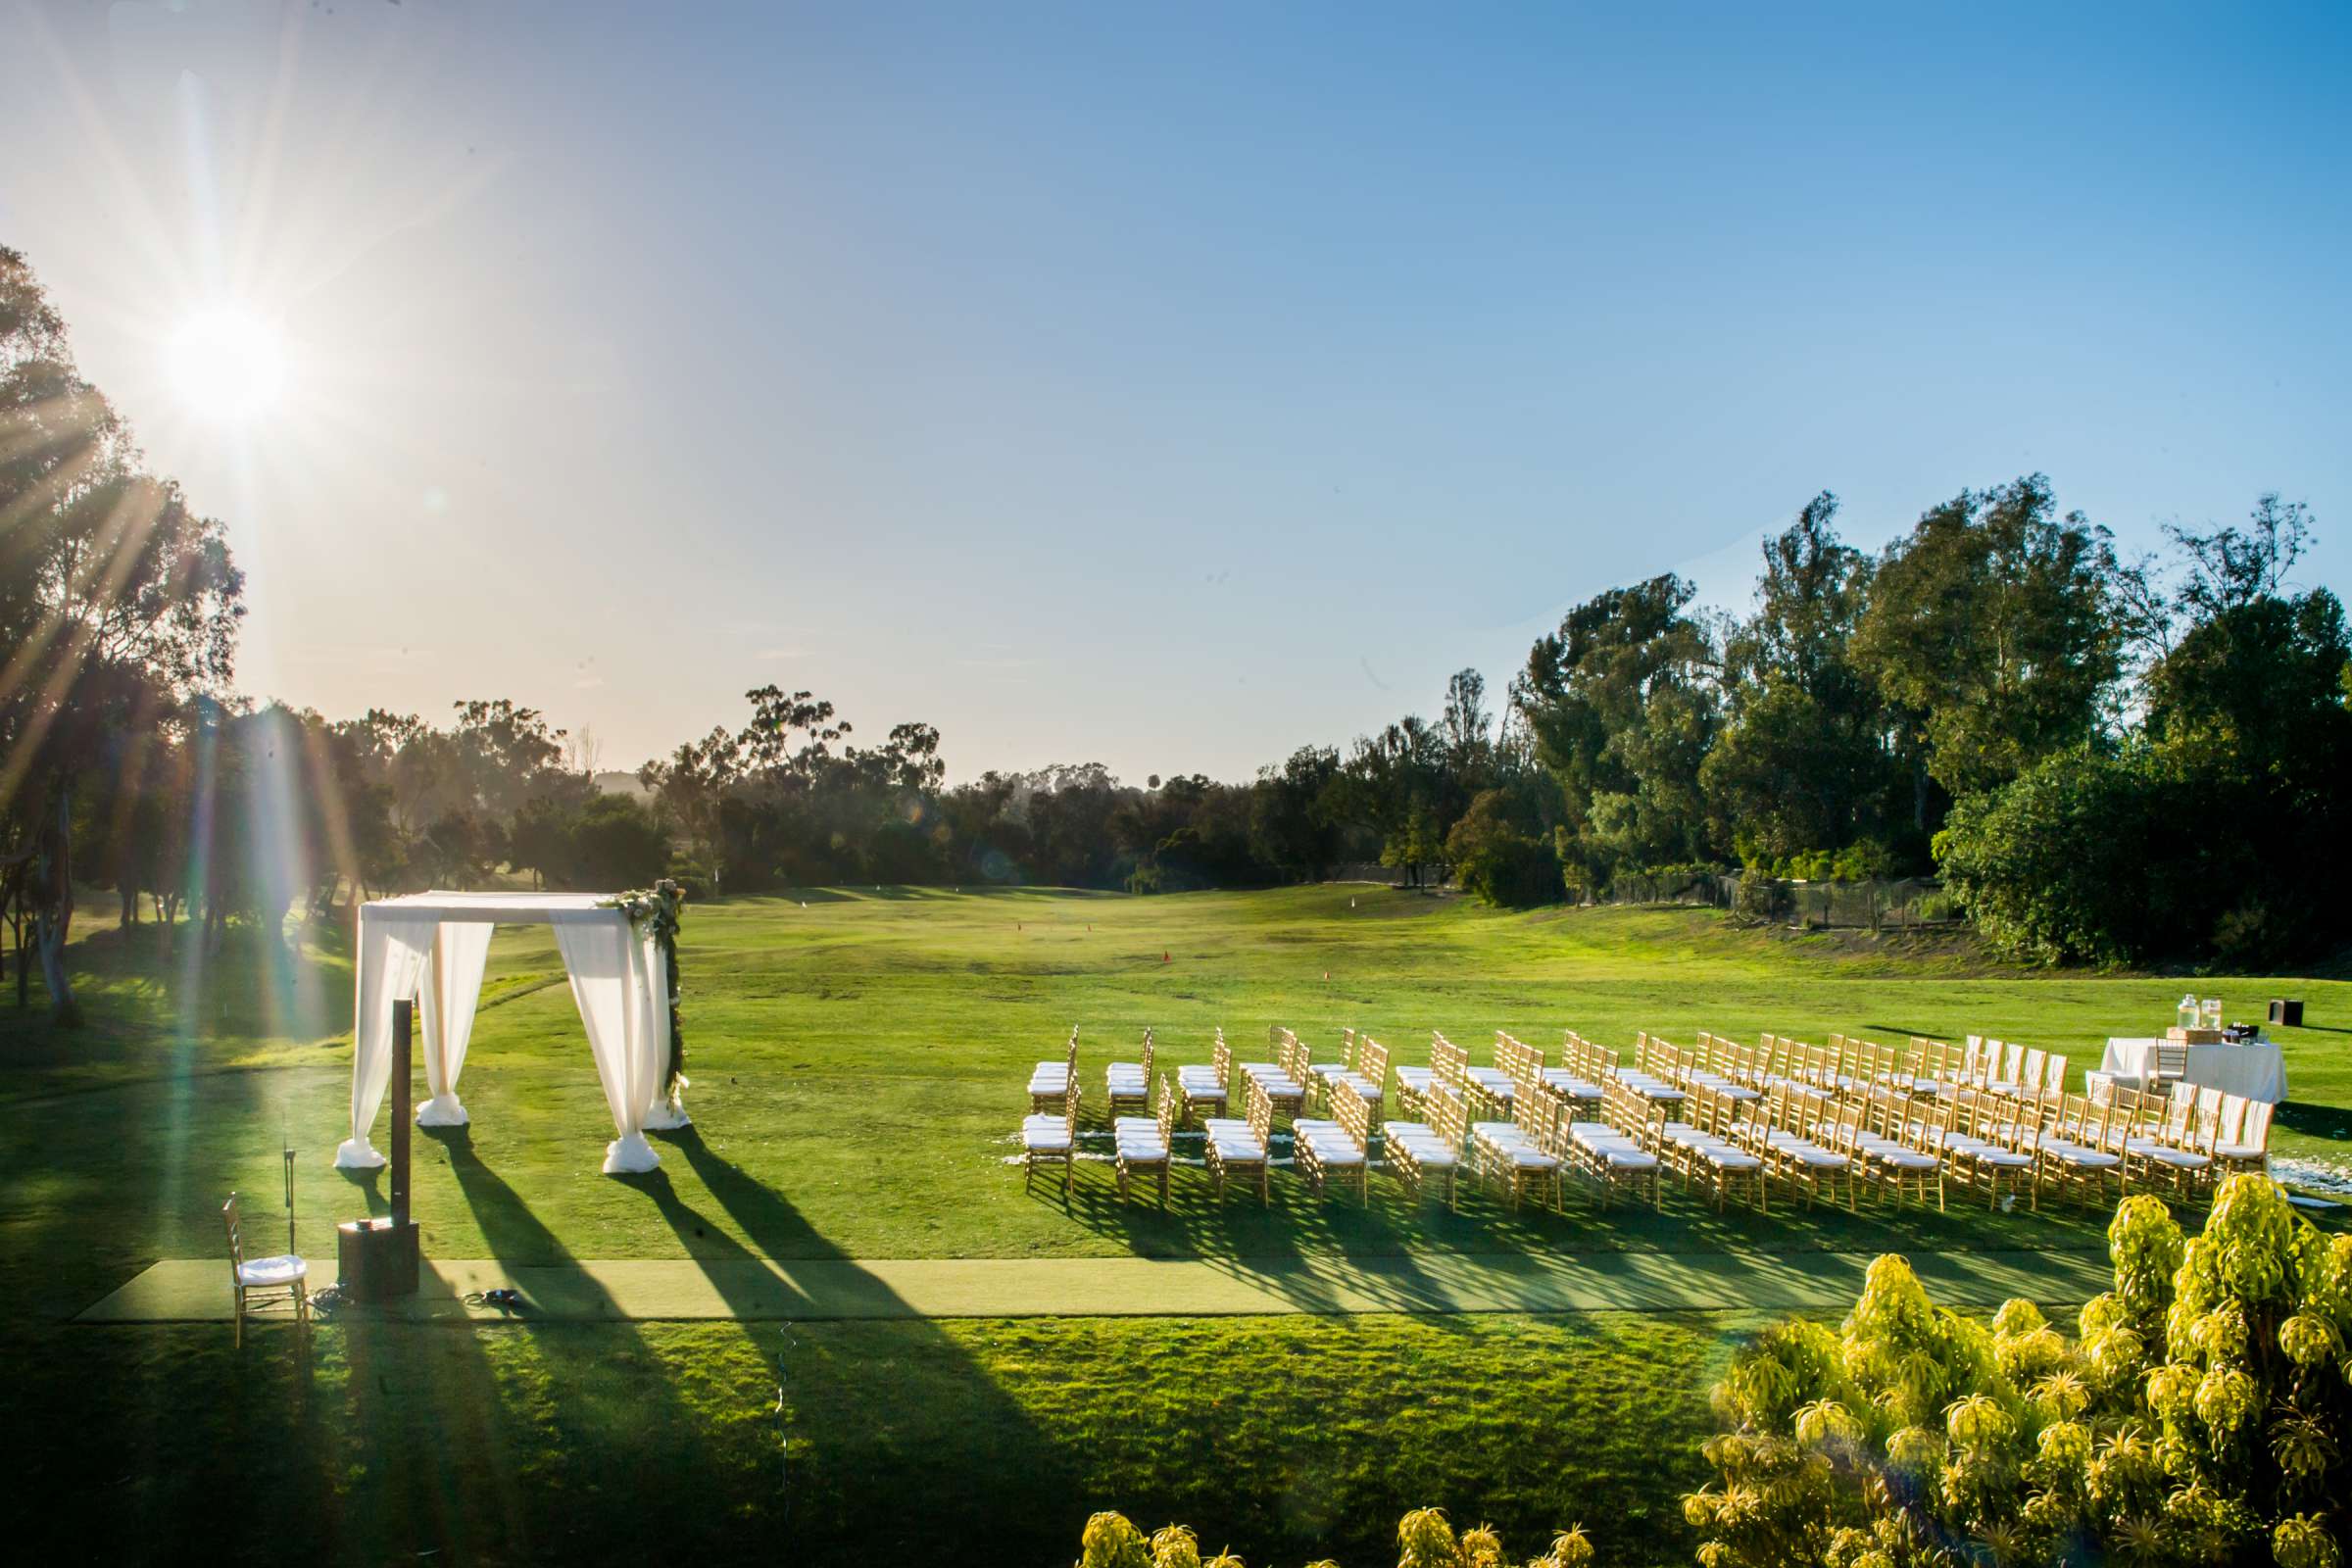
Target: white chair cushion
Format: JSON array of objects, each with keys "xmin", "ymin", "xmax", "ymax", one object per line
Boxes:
[
  {"xmin": 1117, "ymin": 1138, "xmax": 1169, "ymax": 1160},
  {"xmin": 236, "ymin": 1254, "xmax": 307, "ymax": 1287},
  {"xmin": 1210, "ymin": 1136, "xmax": 1266, "ymax": 1160},
  {"xmin": 1569, "ymin": 1123, "xmax": 1641, "ymax": 1154},
  {"xmin": 1241, "ymin": 1065, "xmax": 1303, "ymax": 1097},
  {"xmin": 1026, "ymin": 1070, "xmax": 1069, "ymax": 1094},
  {"xmin": 1542, "ymin": 1070, "xmax": 1602, "ymax": 1099},
  {"xmin": 1112, "ymin": 1116, "xmax": 1157, "ymax": 1136},
  {"xmin": 1332, "ymin": 1071, "xmax": 1381, "ymax": 1101},
  {"xmin": 1395, "ymin": 1066, "xmax": 1435, "ymax": 1091},
  {"xmin": 2215, "ymin": 1143, "xmax": 2266, "ymax": 1160},
  {"xmin": 1021, "ymin": 1121, "xmax": 1072, "ymax": 1152},
  {"xmin": 1201, "ymin": 1117, "xmax": 1252, "ymax": 1137}
]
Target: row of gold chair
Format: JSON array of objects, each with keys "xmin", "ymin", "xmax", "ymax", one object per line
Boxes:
[{"xmin": 1020, "ymin": 1022, "xmax": 2273, "ymax": 1215}]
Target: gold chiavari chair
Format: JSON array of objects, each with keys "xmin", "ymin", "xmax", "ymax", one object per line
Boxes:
[
  {"xmin": 1021, "ymin": 1081, "xmax": 1079, "ymax": 1197},
  {"xmin": 1203, "ymin": 1078, "xmax": 1273, "ymax": 1204},
  {"xmin": 1178, "ymin": 1033, "xmax": 1229, "ymax": 1125},
  {"xmin": 1113, "ymin": 1076, "xmax": 1175, "ymax": 1205},
  {"xmin": 1105, "ymin": 1028, "xmax": 1154, "ymax": 1122},
  {"xmin": 1028, "ymin": 1027, "xmax": 1080, "ymax": 1114},
  {"xmin": 222, "ymin": 1192, "xmax": 310, "ymax": 1348}
]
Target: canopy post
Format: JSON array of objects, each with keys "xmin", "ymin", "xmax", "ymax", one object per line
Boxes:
[
  {"xmin": 337, "ymin": 995, "xmax": 421, "ymax": 1300},
  {"xmin": 390, "ymin": 999, "xmax": 414, "ymax": 1229}
]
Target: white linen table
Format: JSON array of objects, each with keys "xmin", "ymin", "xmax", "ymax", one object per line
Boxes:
[{"xmin": 2094, "ymin": 1037, "xmax": 2285, "ymax": 1103}]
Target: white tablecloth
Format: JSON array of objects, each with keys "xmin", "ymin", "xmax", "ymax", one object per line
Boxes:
[{"xmin": 2095, "ymin": 1037, "xmax": 2286, "ymax": 1103}]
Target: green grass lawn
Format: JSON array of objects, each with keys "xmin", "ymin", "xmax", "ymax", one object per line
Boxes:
[{"xmin": 3, "ymin": 884, "xmax": 2347, "ymax": 1565}]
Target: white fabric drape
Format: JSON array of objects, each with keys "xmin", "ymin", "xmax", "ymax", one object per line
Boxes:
[
  {"xmin": 554, "ymin": 912, "xmax": 664, "ymax": 1174},
  {"xmin": 416, "ymin": 921, "xmax": 495, "ymax": 1127},
  {"xmin": 335, "ymin": 908, "xmax": 440, "ymax": 1168},
  {"xmin": 638, "ymin": 923, "xmax": 691, "ymax": 1129}
]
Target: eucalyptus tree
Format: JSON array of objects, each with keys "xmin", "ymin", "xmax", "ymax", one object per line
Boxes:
[
  {"xmin": 1854, "ymin": 475, "xmax": 2126, "ymax": 822},
  {"xmin": 1517, "ymin": 573, "xmax": 1722, "ymax": 891},
  {"xmin": 1701, "ymin": 492, "xmax": 1905, "ymax": 864}
]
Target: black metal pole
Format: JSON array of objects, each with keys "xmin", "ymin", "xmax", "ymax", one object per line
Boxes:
[{"xmin": 391, "ymin": 998, "xmax": 413, "ymax": 1230}]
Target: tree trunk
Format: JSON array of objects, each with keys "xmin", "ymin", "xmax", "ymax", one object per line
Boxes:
[{"xmin": 33, "ymin": 786, "xmax": 79, "ymax": 1026}]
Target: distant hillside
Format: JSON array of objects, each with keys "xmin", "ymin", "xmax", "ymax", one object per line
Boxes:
[{"xmin": 594, "ymin": 770, "xmax": 651, "ymax": 800}]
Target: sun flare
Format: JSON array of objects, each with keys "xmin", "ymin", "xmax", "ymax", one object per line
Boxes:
[{"xmin": 166, "ymin": 308, "xmax": 288, "ymax": 422}]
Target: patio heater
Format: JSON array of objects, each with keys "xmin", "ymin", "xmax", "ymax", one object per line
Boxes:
[{"xmin": 337, "ymin": 998, "xmax": 422, "ymax": 1299}]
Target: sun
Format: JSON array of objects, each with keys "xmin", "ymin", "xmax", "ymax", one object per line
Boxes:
[{"xmin": 166, "ymin": 308, "xmax": 289, "ymax": 421}]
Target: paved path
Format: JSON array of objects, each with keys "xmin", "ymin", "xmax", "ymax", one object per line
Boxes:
[{"xmin": 80, "ymin": 1247, "xmax": 2109, "ymax": 1324}]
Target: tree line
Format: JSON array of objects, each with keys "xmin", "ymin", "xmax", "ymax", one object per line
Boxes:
[{"xmin": 6, "ymin": 245, "xmax": 2347, "ymax": 1025}]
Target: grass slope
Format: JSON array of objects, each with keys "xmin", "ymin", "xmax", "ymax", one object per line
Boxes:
[{"xmin": 3, "ymin": 884, "xmax": 2347, "ymax": 1565}]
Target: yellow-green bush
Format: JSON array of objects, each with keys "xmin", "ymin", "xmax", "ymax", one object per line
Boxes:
[
  {"xmin": 1689, "ymin": 1177, "xmax": 2350, "ymax": 1566},
  {"xmin": 1072, "ymin": 1507, "xmax": 1592, "ymax": 1568}
]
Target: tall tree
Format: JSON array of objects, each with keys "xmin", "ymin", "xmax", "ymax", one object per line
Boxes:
[
  {"xmin": 1517, "ymin": 573, "xmax": 1721, "ymax": 889},
  {"xmin": 1249, "ymin": 745, "xmax": 1342, "ymax": 881},
  {"xmin": 0, "ymin": 247, "xmax": 246, "ymax": 1019},
  {"xmin": 1700, "ymin": 493, "xmax": 1904, "ymax": 862},
  {"xmin": 1854, "ymin": 474, "xmax": 2124, "ymax": 817},
  {"xmin": 448, "ymin": 698, "xmax": 569, "ymax": 819}
]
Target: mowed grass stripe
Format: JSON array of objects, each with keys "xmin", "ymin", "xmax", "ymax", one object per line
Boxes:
[{"xmin": 81, "ymin": 1247, "xmax": 2115, "ymax": 1323}]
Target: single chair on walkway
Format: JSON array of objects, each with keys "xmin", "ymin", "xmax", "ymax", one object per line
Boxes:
[{"xmin": 223, "ymin": 1192, "xmax": 310, "ymax": 1348}]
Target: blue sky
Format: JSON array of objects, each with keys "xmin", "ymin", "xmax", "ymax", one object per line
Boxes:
[{"xmin": 3, "ymin": 1, "xmax": 2346, "ymax": 780}]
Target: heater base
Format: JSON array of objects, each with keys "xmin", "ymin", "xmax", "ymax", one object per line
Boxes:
[{"xmin": 336, "ymin": 1218, "xmax": 419, "ymax": 1301}]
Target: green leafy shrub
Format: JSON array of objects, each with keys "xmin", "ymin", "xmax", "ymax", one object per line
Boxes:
[
  {"xmin": 1444, "ymin": 791, "xmax": 1565, "ymax": 907},
  {"xmin": 1933, "ymin": 746, "xmax": 2192, "ymax": 965},
  {"xmin": 1732, "ymin": 867, "xmax": 1781, "ymax": 923}
]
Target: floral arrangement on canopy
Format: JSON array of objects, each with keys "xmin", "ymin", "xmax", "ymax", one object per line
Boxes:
[{"xmin": 602, "ymin": 878, "xmax": 686, "ymax": 1109}]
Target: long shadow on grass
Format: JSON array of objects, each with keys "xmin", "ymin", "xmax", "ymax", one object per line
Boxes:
[
  {"xmin": 654, "ymin": 1125, "xmax": 1086, "ymax": 1556},
  {"xmin": 1054, "ymin": 1129, "xmax": 1453, "ymax": 1314},
  {"xmin": 2278, "ymin": 1100, "xmax": 2352, "ymax": 1142},
  {"xmin": 421, "ymin": 1127, "xmax": 710, "ymax": 1558}
]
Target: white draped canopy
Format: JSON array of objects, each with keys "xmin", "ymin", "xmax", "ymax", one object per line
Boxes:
[{"xmin": 334, "ymin": 892, "xmax": 687, "ymax": 1176}]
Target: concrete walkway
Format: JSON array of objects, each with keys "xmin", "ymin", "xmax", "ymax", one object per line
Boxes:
[{"xmin": 80, "ymin": 1247, "xmax": 2109, "ymax": 1324}]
